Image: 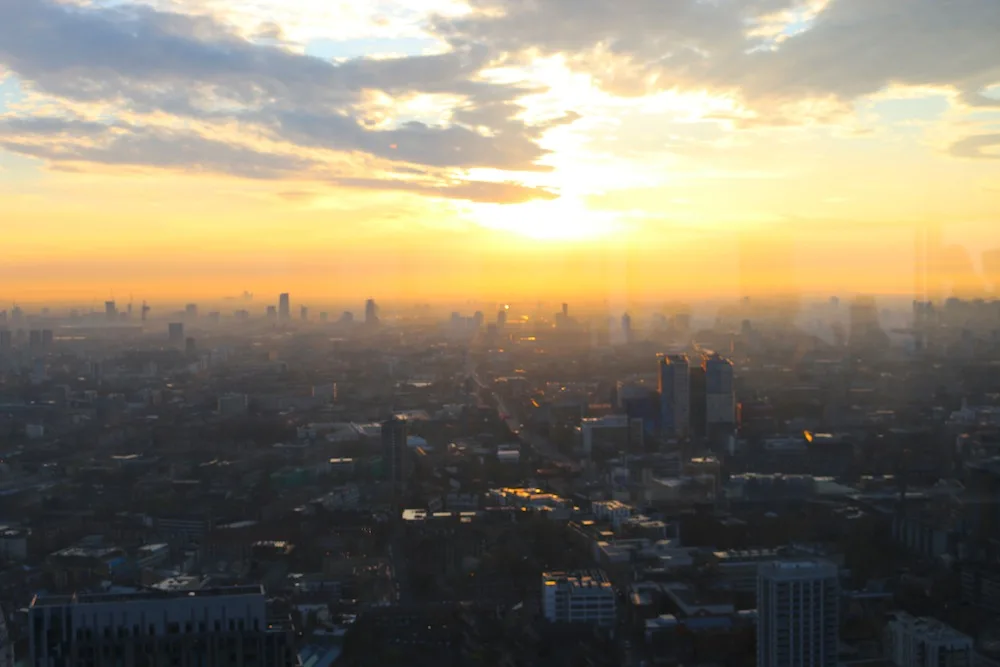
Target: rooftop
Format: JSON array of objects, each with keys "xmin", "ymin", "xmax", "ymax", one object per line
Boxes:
[{"xmin": 31, "ymin": 584, "xmax": 264, "ymax": 608}]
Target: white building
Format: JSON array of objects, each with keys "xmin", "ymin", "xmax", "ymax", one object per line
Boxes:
[
  {"xmin": 885, "ymin": 612, "xmax": 973, "ymax": 667},
  {"xmin": 592, "ymin": 500, "xmax": 634, "ymax": 529},
  {"xmin": 758, "ymin": 560, "xmax": 839, "ymax": 667},
  {"xmin": 542, "ymin": 571, "xmax": 616, "ymax": 626}
]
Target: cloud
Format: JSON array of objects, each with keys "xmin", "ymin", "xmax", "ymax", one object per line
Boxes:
[
  {"xmin": 436, "ymin": 0, "xmax": 1000, "ymax": 118},
  {"xmin": 0, "ymin": 114, "xmax": 557, "ymax": 202},
  {"xmin": 949, "ymin": 133, "xmax": 1000, "ymax": 160},
  {"xmin": 0, "ymin": 0, "xmax": 569, "ymax": 177}
]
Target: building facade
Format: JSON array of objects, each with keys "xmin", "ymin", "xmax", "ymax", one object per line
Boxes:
[
  {"xmin": 29, "ymin": 585, "xmax": 298, "ymax": 667},
  {"xmin": 757, "ymin": 560, "xmax": 839, "ymax": 667},
  {"xmin": 658, "ymin": 355, "xmax": 690, "ymax": 438},
  {"xmin": 541, "ymin": 571, "xmax": 616, "ymax": 626},
  {"xmin": 885, "ymin": 612, "xmax": 973, "ymax": 667}
]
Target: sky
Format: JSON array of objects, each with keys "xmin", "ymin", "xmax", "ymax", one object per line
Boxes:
[{"xmin": 1, "ymin": 0, "xmax": 999, "ymax": 305}]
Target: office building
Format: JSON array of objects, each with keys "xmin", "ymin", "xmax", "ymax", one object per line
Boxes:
[
  {"xmin": 41, "ymin": 330, "xmax": 54, "ymax": 348},
  {"xmin": 28, "ymin": 585, "xmax": 298, "ymax": 667},
  {"xmin": 29, "ymin": 330, "xmax": 42, "ymax": 350},
  {"xmin": 266, "ymin": 305, "xmax": 277, "ymax": 320},
  {"xmin": 621, "ymin": 312, "xmax": 632, "ymax": 343},
  {"xmin": 690, "ymin": 363, "xmax": 707, "ymax": 439},
  {"xmin": 541, "ymin": 570, "xmax": 616, "ymax": 626},
  {"xmin": 382, "ymin": 417, "xmax": 408, "ymax": 505},
  {"xmin": 497, "ymin": 308, "xmax": 507, "ymax": 329},
  {"xmin": 278, "ymin": 293, "xmax": 290, "ymax": 321},
  {"xmin": 580, "ymin": 415, "xmax": 644, "ymax": 458},
  {"xmin": 104, "ymin": 301, "xmax": 117, "ymax": 322},
  {"xmin": 658, "ymin": 355, "xmax": 690, "ymax": 438},
  {"xmin": 185, "ymin": 303, "xmax": 198, "ymax": 319},
  {"xmin": 885, "ymin": 613, "xmax": 972, "ymax": 667},
  {"xmin": 757, "ymin": 560, "xmax": 839, "ymax": 667},
  {"xmin": 705, "ymin": 354, "xmax": 736, "ymax": 426},
  {"xmin": 300, "ymin": 306, "xmax": 309, "ymax": 322},
  {"xmin": 167, "ymin": 322, "xmax": 184, "ymax": 344},
  {"xmin": 365, "ymin": 299, "xmax": 379, "ymax": 326}
]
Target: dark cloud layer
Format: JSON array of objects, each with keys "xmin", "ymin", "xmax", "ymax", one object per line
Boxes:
[
  {"xmin": 438, "ymin": 0, "xmax": 1000, "ymax": 109},
  {"xmin": 0, "ymin": 0, "xmax": 570, "ymax": 200},
  {"xmin": 0, "ymin": 115, "xmax": 556, "ymax": 202}
]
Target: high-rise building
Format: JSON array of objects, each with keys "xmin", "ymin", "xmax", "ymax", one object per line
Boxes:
[
  {"xmin": 365, "ymin": 299, "xmax": 379, "ymax": 326},
  {"xmin": 705, "ymin": 354, "xmax": 736, "ymax": 426},
  {"xmin": 266, "ymin": 305, "xmax": 277, "ymax": 320},
  {"xmin": 104, "ymin": 301, "xmax": 117, "ymax": 322},
  {"xmin": 757, "ymin": 560, "xmax": 839, "ymax": 667},
  {"xmin": 689, "ymin": 363, "xmax": 707, "ymax": 439},
  {"xmin": 41, "ymin": 330, "xmax": 54, "ymax": 348},
  {"xmin": 472, "ymin": 311, "xmax": 485, "ymax": 330},
  {"xmin": 278, "ymin": 293, "xmax": 290, "ymax": 321},
  {"xmin": 0, "ymin": 330, "xmax": 12, "ymax": 351},
  {"xmin": 621, "ymin": 312, "xmax": 632, "ymax": 343},
  {"xmin": 300, "ymin": 305, "xmax": 309, "ymax": 322},
  {"xmin": 885, "ymin": 612, "xmax": 973, "ymax": 667},
  {"xmin": 541, "ymin": 571, "xmax": 616, "ymax": 626},
  {"xmin": 28, "ymin": 330, "xmax": 42, "ymax": 350},
  {"xmin": 497, "ymin": 308, "xmax": 507, "ymax": 329},
  {"xmin": 658, "ymin": 354, "xmax": 690, "ymax": 438},
  {"xmin": 185, "ymin": 303, "xmax": 198, "ymax": 319},
  {"xmin": 167, "ymin": 322, "xmax": 184, "ymax": 343},
  {"xmin": 381, "ymin": 417, "xmax": 408, "ymax": 505},
  {"xmin": 28, "ymin": 585, "xmax": 298, "ymax": 667},
  {"xmin": 185, "ymin": 337, "xmax": 197, "ymax": 355}
]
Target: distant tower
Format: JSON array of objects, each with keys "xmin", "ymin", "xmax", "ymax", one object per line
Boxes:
[
  {"xmin": 365, "ymin": 299, "xmax": 379, "ymax": 327},
  {"xmin": 497, "ymin": 308, "xmax": 507, "ymax": 330},
  {"xmin": 658, "ymin": 355, "xmax": 691, "ymax": 438},
  {"xmin": 185, "ymin": 303, "xmax": 198, "ymax": 319},
  {"xmin": 300, "ymin": 306, "xmax": 309, "ymax": 322},
  {"xmin": 278, "ymin": 293, "xmax": 291, "ymax": 321},
  {"xmin": 621, "ymin": 312, "xmax": 632, "ymax": 343},
  {"xmin": 266, "ymin": 305, "xmax": 277, "ymax": 320},
  {"xmin": 104, "ymin": 301, "xmax": 117, "ymax": 322},
  {"xmin": 168, "ymin": 322, "xmax": 184, "ymax": 344},
  {"xmin": 758, "ymin": 560, "xmax": 839, "ymax": 667},
  {"xmin": 141, "ymin": 301, "xmax": 150, "ymax": 322}
]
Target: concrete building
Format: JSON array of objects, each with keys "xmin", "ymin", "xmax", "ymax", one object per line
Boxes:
[
  {"xmin": 28, "ymin": 585, "xmax": 298, "ymax": 667},
  {"xmin": 542, "ymin": 570, "xmax": 616, "ymax": 626},
  {"xmin": 580, "ymin": 414, "xmax": 643, "ymax": 457},
  {"xmin": 705, "ymin": 354, "xmax": 736, "ymax": 426},
  {"xmin": 885, "ymin": 612, "xmax": 973, "ymax": 667},
  {"xmin": 757, "ymin": 560, "xmax": 839, "ymax": 667},
  {"xmin": 658, "ymin": 355, "xmax": 690, "ymax": 438}
]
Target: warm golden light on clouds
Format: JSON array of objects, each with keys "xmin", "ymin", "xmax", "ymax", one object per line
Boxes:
[{"xmin": 1, "ymin": 0, "xmax": 998, "ymax": 304}]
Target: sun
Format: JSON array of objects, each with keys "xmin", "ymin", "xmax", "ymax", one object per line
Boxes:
[{"xmin": 470, "ymin": 197, "xmax": 617, "ymax": 241}]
